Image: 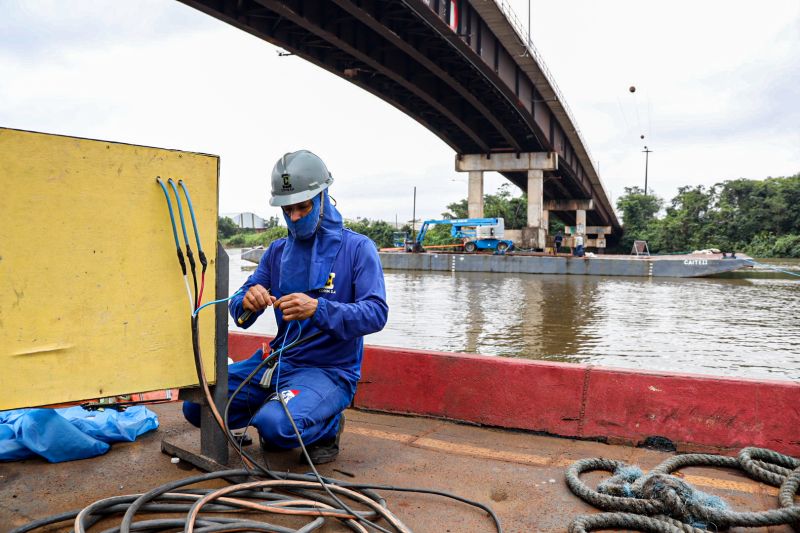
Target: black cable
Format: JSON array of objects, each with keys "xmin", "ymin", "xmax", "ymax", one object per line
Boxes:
[
  {"xmin": 329, "ymin": 482, "xmax": 503, "ymax": 531},
  {"xmin": 155, "ymin": 177, "xmax": 187, "ymax": 276},
  {"xmin": 220, "ymin": 324, "xmax": 397, "ymax": 533},
  {"xmin": 220, "ymin": 328, "xmax": 319, "ymax": 479},
  {"xmin": 168, "ymin": 178, "xmax": 198, "ymax": 308},
  {"xmin": 189, "ymin": 314, "xmax": 266, "ymax": 473},
  {"xmin": 275, "ymin": 391, "xmax": 397, "ymax": 533},
  {"xmin": 118, "ymin": 469, "xmax": 252, "ymax": 532},
  {"xmin": 178, "ymin": 179, "xmax": 208, "ymax": 275}
]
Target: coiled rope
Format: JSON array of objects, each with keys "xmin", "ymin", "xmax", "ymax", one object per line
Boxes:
[{"xmin": 566, "ymin": 447, "xmax": 800, "ymax": 532}]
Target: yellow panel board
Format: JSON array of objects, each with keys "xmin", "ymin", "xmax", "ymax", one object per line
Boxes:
[{"xmin": 0, "ymin": 128, "xmax": 219, "ymax": 410}]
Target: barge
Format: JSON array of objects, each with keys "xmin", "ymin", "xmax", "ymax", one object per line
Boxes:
[
  {"xmin": 242, "ymin": 247, "xmax": 751, "ymax": 278},
  {"xmin": 378, "ymin": 250, "xmax": 752, "ymax": 278},
  {"xmin": 3, "ymin": 331, "xmax": 798, "ymax": 532}
]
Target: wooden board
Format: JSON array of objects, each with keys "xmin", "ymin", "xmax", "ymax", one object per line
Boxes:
[{"xmin": 0, "ymin": 128, "xmax": 219, "ymax": 409}]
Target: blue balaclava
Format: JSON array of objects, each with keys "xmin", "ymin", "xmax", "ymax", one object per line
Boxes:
[
  {"xmin": 279, "ymin": 189, "xmax": 343, "ymax": 295},
  {"xmin": 285, "ymin": 194, "xmax": 322, "ymax": 241}
]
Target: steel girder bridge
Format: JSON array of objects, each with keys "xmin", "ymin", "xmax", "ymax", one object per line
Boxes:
[{"xmin": 180, "ymin": 0, "xmax": 621, "ymax": 245}]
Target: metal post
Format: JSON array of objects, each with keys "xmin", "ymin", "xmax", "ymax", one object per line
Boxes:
[
  {"xmin": 527, "ymin": 0, "xmax": 531, "ymax": 45},
  {"xmin": 411, "ymin": 186, "xmax": 417, "ymax": 250},
  {"xmin": 642, "ymin": 146, "xmax": 652, "ymax": 195},
  {"xmin": 199, "ymin": 241, "xmax": 229, "ymax": 464}
]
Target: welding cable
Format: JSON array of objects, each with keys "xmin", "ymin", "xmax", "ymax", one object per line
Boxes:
[
  {"xmin": 222, "ymin": 327, "xmax": 321, "ymax": 478},
  {"xmin": 118, "ymin": 470, "xmax": 251, "ymax": 532},
  {"xmin": 325, "ymin": 482, "xmax": 503, "ymax": 532},
  {"xmin": 275, "ymin": 386, "xmax": 399, "ymax": 533},
  {"xmin": 24, "ymin": 492, "xmax": 284, "ymax": 533},
  {"xmin": 218, "ymin": 326, "xmax": 399, "ymax": 533},
  {"xmin": 190, "ymin": 311, "xmax": 319, "ymax": 479},
  {"xmin": 178, "ymin": 180, "xmax": 209, "ymax": 304},
  {"xmin": 156, "ymin": 177, "xmax": 193, "ymax": 312},
  {"xmin": 185, "ymin": 480, "xmax": 409, "ymax": 533},
  {"xmin": 222, "ymin": 323, "xmax": 396, "ymax": 533},
  {"xmin": 168, "ymin": 178, "xmax": 198, "ymax": 309},
  {"xmin": 115, "ymin": 469, "xmax": 347, "ymax": 533},
  {"xmin": 76, "ymin": 495, "xmax": 256, "ymax": 533},
  {"xmin": 268, "ymin": 326, "xmax": 500, "ymax": 532},
  {"xmin": 193, "ymin": 288, "xmax": 244, "ymax": 318},
  {"xmin": 187, "ymin": 293, "xmax": 314, "ymax": 480},
  {"xmin": 96, "ymin": 495, "xmax": 334, "ymax": 532},
  {"xmin": 188, "ymin": 314, "xmax": 262, "ymax": 472}
]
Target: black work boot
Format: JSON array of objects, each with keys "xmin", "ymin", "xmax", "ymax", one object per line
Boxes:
[
  {"xmin": 259, "ymin": 435, "xmax": 285, "ymax": 453},
  {"xmin": 301, "ymin": 414, "xmax": 345, "ymax": 465}
]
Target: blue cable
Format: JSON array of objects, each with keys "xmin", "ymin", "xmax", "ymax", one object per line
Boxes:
[
  {"xmin": 168, "ymin": 178, "xmax": 199, "ymax": 307},
  {"xmin": 167, "ymin": 179, "xmax": 191, "ymax": 248},
  {"xmin": 156, "ymin": 177, "xmax": 187, "ymax": 277},
  {"xmin": 193, "ymin": 288, "xmax": 244, "ymax": 317},
  {"xmin": 178, "ymin": 180, "xmax": 204, "ymax": 255},
  {"xmin": 155, "ymin": 178, "xmax": 181, "ymax": 249},
  {"xmin": 744, "ymin": 259, "xmax": 800, "ymax": 278},
  {"xmin": 274, "ymin": 321, "xmax": 304, "ymax": 396}
]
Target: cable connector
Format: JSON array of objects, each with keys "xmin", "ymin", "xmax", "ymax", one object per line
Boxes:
[
  {"xmin": 176, "ymin": 247, "xmax": 187, "ymax": 275},
  {"xmin": 198, "ymin": 249, "xmax": 208, "ymax": 272}
]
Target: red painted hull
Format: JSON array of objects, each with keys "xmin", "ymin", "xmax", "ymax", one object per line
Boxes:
[{"xmin": 229, "ymin": 332, "xmax": 799, "ymax": 456}]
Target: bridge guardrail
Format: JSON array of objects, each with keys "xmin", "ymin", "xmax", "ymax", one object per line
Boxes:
[{"xmin": 492, "ymin": 0, "xmax": 610, "ymax": 197}]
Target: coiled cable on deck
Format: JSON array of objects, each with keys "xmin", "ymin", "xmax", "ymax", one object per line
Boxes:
[{"xmin": 566, "ymin": 447, "xmax": 800, "ymax": 532}]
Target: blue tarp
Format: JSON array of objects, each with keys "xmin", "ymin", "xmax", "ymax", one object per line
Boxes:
[{"xmin": 0, "ymin": 406, "xmax": 158, "ymax": 463}]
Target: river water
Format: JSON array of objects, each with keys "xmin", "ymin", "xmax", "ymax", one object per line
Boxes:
[{"xmin": 225, "ymin": 250, "xmax": 800, "ymax": 381}]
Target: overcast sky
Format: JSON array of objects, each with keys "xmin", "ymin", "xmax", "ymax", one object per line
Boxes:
[{"xmin": 1, "ymin": 0, "xmax": 798, "ymax": 224}]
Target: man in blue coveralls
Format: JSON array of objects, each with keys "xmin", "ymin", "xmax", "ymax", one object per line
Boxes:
[{"xmin": 183, "ymin": 150, "xmax": 388, "ymax": 464}]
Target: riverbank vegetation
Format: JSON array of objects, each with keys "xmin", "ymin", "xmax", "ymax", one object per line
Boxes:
[
  {"xmin": 616, "ymin": 174, "xmax": 800, "ymax": 257},
  {"xmin": 219, "ymin": 174, "xmax": 799, "ymax": 257},
  {"xmin": 443, "ymin": 175, "xmax": 799, "ymax": 257},
  {"xmin": 219, "ymin": 215, "xmax": 413, "ymax": 249}
]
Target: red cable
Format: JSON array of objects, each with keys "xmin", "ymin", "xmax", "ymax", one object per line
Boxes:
[{"xmin": 197, "ymin": 273, "xmax": 206, "ymax": 308}]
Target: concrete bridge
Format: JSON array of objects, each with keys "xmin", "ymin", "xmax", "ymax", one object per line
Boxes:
[{"xmin": 180, "ymin": 0, "xmax": 621, "ymax": 248}]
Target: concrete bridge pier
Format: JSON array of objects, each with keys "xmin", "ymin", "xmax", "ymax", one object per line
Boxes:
[
  {"xmin": 543, "ymin": 199, "xmax": 613, "ymax": 250},
  {"xmin": 456, "ymin": 152, "xmax": 557, "ymax": 249},
  {"xmin": 576, "ymin": 208, "xmax": 587, "ymax": 235},
  {"xmin": 467, "ymin": 171, "xmax": 484, "ymax": 219},
  {"xmin": 522, "ymin": 169, "xmax": 545, "ymax": 250}
]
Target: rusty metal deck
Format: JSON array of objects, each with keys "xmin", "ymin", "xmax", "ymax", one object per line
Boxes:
[{"xmin": 0, "ymin": 403, "xmax": 789, "ymax": 532}]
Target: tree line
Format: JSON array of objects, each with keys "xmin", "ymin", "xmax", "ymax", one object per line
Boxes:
[
  {"xmin": 218, "ymin": 173, "xmax": 799, "ymax": 257},
  {"xmin": 219, "ymin": 214, "xmax": 412, "ymax": 249},
  {"xmin": 616, "ymin": 174, "xmax": 800, "ymax": 257}
]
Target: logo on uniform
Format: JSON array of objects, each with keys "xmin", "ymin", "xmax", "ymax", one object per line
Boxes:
[
  {"xmin": 320, "ymin": 272, "xmax": 336, "ymax": 294},
  {"xmin": 278, "ymin": 389, "xmax": 299, "ymax": 403},
  {"xmin": 281, "ymin": 173, "xmax": 294, "ymax": 192}
]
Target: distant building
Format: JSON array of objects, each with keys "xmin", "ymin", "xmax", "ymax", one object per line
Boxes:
[{"xmin": 222, "ymin": 212, "xmax": 267, "ymax": 230}]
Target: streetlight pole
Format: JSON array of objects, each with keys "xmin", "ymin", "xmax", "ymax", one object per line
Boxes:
[
  {"xmin": 411, "ymin": 186, "xmax": 417, "ymax": 251},
  {"xmin": 642, "ymin": 146, "xmax": 652, "ymax": 195}
]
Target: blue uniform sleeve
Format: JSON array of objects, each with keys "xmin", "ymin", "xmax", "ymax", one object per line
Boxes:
[
  {"xmin": 311, "ymin": 239, "xmax": 388, "ymax": 340},
  {"xmin": 229, "ymin": 245, "xmax": 274, "ymax": 329}
]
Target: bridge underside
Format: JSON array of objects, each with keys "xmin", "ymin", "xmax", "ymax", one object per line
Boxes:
[{"xmin": 180, "ymin": 0, "xmax": 619, "ymax": 232}]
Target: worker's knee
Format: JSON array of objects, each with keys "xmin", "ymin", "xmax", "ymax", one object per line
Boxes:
[
  {"xmin": 182, "ymin": 401, "xmax": 201, "ymax": 428},
  {"xmin": 251, "ymin": 405, "xmax": 302, "ymax": 450}
]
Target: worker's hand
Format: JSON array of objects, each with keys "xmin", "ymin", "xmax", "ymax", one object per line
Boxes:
[
  {"xmin": 275, "ymin": 293, "xmax": 318, "ymax": 321},
  {"xmin": 243, "ymin": 284, "xmax": 276, "ymax": 312}
]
